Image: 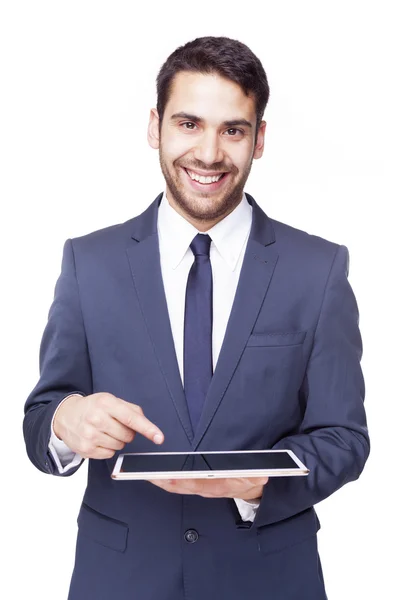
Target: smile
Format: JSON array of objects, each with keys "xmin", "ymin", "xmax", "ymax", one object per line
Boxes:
[
  {"xmin": 185, "ymin": 168, "xmax": 226, "ymax": 184},
  {"xmin": 182, "ymin": 167, "xmax": 229, "ymax": 192}
]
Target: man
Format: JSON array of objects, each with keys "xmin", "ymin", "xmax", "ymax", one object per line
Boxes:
[{"xmin": 23, "ymin": 36, "xmax": 369, "ymax": 600}]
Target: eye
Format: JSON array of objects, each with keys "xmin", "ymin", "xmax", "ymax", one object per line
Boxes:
[
  {"xmin": 225, "ymin": 128, "xmax": 244, "ymax": 136},
  {"xmin": 181, "ymin": 122, "xmax": 197, "ymax": 130}
]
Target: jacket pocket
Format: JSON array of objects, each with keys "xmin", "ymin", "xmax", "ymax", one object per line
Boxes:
[
  {"xmin": 77, "ymin": 502, "xmax": 129, "ymax": 553},
  {"xmin": 247, "ymin": 331, "xmax": 307, "ymax": 347},
  {"xmin": 257, "ymin": 508, "xmax": 320, "ymax": 555}
]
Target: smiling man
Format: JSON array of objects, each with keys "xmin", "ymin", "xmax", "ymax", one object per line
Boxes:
[{"xmin": 23, "ymin": 37, "xmax": 369, "ymax": 600}]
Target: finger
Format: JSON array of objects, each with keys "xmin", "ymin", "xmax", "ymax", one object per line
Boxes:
[
  {"xmin": 95, "ymin": 432, "xmax": 127, "ymax": 451},
  {"xmin": 148, "ymin": 479, "xmax": 199, "ymax": 495},
  {"xmin": 177, "ymin": 477, "xmax": 228, "ymax": 492},
  {"xmin": 89, "ymin": 447, "xmax": 116, "ymax": 460},
  {"xmin": 147, "ymin": 479, "xmax": 168, "ymax": 491},
  {"xmin": 243, "ymin": 477, "xmax": 269, "ymax": 486},
  {"xmin": 101, "ymin": 416, "xmax": 136, "ymax": 444},
  {"xmin": 110, "ymin": 399, "xmax": 164, "ymax": 445},
  {"xmin": 220, "ymin": 477, "xmax": 268, "ymax": 491},
  {"xmin": 85, "ymin": 412, "xmax": 135, "ymax": 444},
  {"xmin": 176, "ymin": 478, "xmax": 259, "ymax": 498},
  {"xmin": 159, "ymin": 477, "xmax": 225, "ymax": 496},
  {"xmin": 171, "ymin": 478, "xmax": 213, "ymax": 496}
]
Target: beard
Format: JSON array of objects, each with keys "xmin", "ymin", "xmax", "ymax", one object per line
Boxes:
[{"xmin": 158, "ymin": 143, "xmax": 253, "ymax": 223}]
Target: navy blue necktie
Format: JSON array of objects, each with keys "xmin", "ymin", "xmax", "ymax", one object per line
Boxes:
[{"xmin": 184, "ymin": 233, "xmax": 213, "ymax": 431}]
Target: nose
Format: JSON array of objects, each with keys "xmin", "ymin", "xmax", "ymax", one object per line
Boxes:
[{"xmin": 193, "ymin": 129, "xmax": 224, "ymax": 165}]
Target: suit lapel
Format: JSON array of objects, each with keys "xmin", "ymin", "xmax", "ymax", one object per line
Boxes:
[
  {"xmin": 126, "ymin": 194, "xmax": 194, "ymax": 443},
  {"xmin": 192, "ymin": 195, "xmax": 278, "ymax": 447}
]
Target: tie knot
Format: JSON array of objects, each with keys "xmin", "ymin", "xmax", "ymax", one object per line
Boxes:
[{"xmin": 190, "ymin": 233, "xmax": 212, "ymax": 257}]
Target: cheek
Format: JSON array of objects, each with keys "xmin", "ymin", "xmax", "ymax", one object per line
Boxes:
[
  {"xmin": 170, "ymin": 142, "xmax": 189, "ymax": 160},
  {"xmin": 162, "ymin": 133, "xmax": 193, "ymax": 164},
  {"xmin": 225, "ymin": 146, "xmax": 252, "ymax": 174}
]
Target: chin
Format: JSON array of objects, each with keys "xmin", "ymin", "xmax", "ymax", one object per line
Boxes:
[{"xmin": 182, "ymin": 199, "xmax": 233, "ymax": 222}]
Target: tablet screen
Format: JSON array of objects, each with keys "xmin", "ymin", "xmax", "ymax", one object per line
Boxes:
[{"xmin": 120, "ymin": 451, "xmax": 299, "ymax": 473}]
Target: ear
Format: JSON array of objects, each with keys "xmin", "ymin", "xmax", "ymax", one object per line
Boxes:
[
  {"xmin": 147, "ymin": 108, "xmax": 160, "ymax": 149},
  {"xmin": 253, "ymin": 120, "xmax": 267, "ymax": 160}
]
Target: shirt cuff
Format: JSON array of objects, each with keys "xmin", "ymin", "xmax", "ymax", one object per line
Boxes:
[
  {"xmin": 233, "ymin": 497, "xmax": 261, "ymax": 522},
  {"xmin": 49, "ymin": 394, "xmax": 84, "ymax": 474}
]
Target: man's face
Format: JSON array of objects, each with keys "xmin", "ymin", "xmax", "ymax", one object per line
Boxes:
[{"xmin": 148, "ymin": 71, "xmax": 266, "ymax": 225}]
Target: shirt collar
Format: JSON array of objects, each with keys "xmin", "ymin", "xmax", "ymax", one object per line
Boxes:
[{"xmin": 157, "ymin": 190, "xmax": 253, "ymax": 271}]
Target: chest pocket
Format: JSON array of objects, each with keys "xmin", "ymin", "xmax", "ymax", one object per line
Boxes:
[{"xmin": 246, "ymin": 330, "xmax": 307, "ymax": 347}]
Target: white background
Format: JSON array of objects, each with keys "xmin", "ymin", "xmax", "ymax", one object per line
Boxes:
[{"xmin": 1, "ymin": 1, "xmax": 399, "ymax": 598}]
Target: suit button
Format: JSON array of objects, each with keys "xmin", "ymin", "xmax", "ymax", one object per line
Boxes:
[{"xmin": 184, "ymin": 529, "xmax": 199, "ymax": 543}]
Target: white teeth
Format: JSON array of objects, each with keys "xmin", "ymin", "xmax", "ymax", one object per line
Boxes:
[{"xmin": 186, "ymin": 169, "xmax": 224, "ymax": 184}]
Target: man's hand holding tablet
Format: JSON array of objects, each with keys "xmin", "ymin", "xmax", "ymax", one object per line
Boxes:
[
  {"xmin": 148, "ymin": 474, "xmax": 269, "ymax": 500},
  {"xmin": 112, "ymin": 450, "xmax": 309, "ymax": 500}
]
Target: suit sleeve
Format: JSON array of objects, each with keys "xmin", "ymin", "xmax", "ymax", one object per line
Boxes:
[
  {"xmin": 253, "ymin": 245, "xmax": 370, "ymax": 528},
  {"xmin": 48, "ymin": 394, "xmax": 84, "ymax": 473},
  {"xmin": 23, "ymin": 239, "xmax": 92, "ymax": 476}
]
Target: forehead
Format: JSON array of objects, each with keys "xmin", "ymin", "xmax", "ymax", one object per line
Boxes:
[{"xmin": 165, "ymin": 71, "xmax": 256, "ymax": 123}]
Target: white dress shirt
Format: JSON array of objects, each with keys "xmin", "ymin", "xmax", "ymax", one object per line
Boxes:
[{"xmin": 49, "ymin": 191, "xmax": 260, "ymax": 521}]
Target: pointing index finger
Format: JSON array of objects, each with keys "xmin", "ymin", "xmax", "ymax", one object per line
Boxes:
[{"xmin": 111, "ymin": 400, "xmax": 164, "ymax": 445}]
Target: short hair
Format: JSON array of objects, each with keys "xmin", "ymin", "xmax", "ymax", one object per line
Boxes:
[{"xmin": 156, "ymin": 36, "xmax": 270, "ymax": 132}]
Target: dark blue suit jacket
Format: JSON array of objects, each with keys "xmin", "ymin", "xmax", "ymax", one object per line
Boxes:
[{"xmin": 23, "ymin": 193, "xmax": 369, "ymax": 600}]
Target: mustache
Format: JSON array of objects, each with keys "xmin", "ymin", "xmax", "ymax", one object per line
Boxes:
[{"xmin": 179, "ymin": 162, "xmax": 234, "ymax": 174}]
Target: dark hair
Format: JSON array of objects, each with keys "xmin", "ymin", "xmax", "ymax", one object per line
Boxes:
[{"xmin": 156, "ymin": 36, "xmax": 270, "ymax": 133}]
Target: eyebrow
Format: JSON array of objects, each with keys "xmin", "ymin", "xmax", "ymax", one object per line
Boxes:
[{"xmin": 170, "ymin": 112, "xmax": 253, "ymax": 129}]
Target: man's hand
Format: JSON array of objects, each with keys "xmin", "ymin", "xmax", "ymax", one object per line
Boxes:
[
  {"xmin": 53, "ymin": 392, "xmax": 164, "ymax": 459},
  {"xmin": 148, "ymin": 477, "xmax": 268, "ymax": 501}
]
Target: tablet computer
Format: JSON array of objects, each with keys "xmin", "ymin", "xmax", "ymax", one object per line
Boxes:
[{"xmin": 111, "ymin": 449, "xmax": 309, "ymax": 480}]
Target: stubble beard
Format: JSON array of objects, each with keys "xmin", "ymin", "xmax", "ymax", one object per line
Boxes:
[{"xmin": 158, "ymin": 144, "xmax": 253, "ymax": 223}]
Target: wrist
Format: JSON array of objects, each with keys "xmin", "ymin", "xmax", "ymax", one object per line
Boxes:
[
  {"xmin": 53, "ymin": 403, "xmax": 66, "ymax": 440},
  {"xmin": 53, "ymin": 394, "xmax": 80, "ymax": 440}
]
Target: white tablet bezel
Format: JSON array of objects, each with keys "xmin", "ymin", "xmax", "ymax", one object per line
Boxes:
[{"xmin": 111, "ymin": 449, "xmax": 309, "ymax": 480}]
